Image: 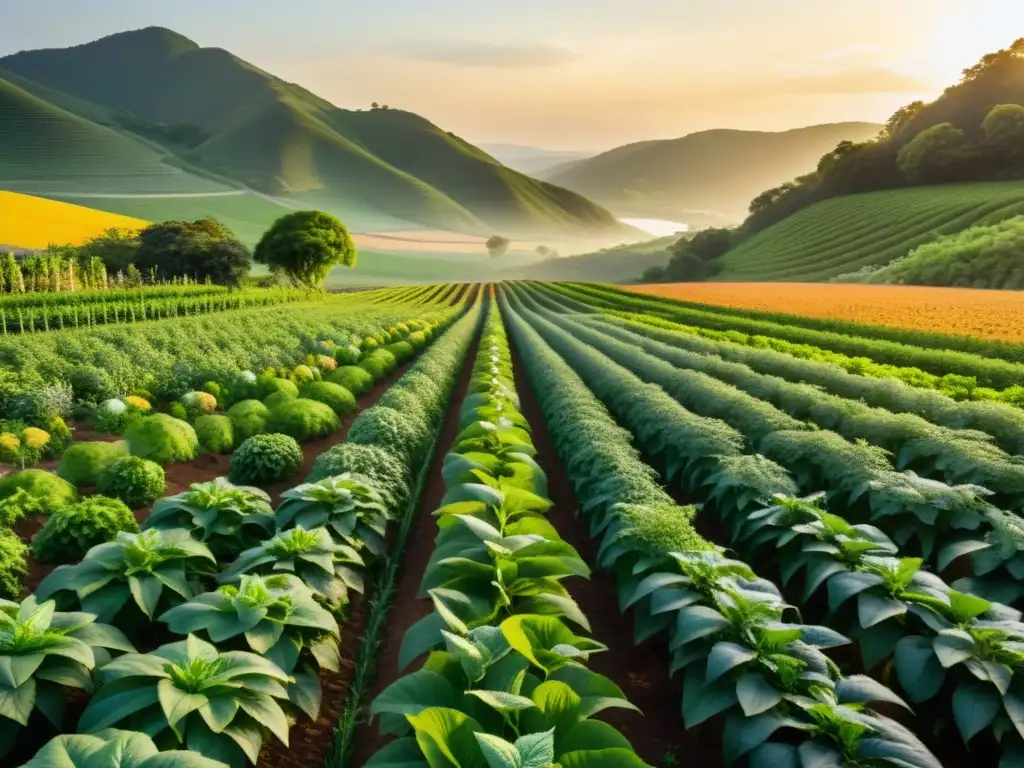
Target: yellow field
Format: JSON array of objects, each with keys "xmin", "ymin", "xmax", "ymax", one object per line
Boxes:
[
  {"xmin": 630, "ymin": 282, "xmax": 1024, "ymax": 342},
  {"xmin": 0, "ymin": 192, "xmax": 148, "ymax": 248}
]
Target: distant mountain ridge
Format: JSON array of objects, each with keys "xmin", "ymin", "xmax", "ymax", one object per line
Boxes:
[
  {"xmin": 0, "ymin": 27, "xmax": 626, "ymax": 236},
  {"xmin": 479, "ymin": 143, "xmax": 595, "ymax": 174},
  {"xmin": 541, "ymin": 122, "xmax": 884, "ymax": 222}
]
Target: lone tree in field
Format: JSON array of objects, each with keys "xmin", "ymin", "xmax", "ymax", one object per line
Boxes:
[
  {"xmin": 255, "ymin": 210, "xmax": 356, "ymax": 289},
  {"xmin": 486, "ymin": 235, "xmax": 510, "ymax": 258}
]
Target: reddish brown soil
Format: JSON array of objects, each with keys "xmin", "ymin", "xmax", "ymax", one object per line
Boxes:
[{"xmin": 348, "ymin": 323, "xmax": 483, "ymax": 766}]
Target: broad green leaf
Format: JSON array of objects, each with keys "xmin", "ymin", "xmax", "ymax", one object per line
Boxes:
[
  {"xmin": 705, "ymin": 642, "xmax": 757, "ymax": 683},
  {"xmin": 736, "ymin": 673, "xmax": 783, "ymax": 717},
  {"xmin": 474, "ymin": 733, "xmax": 522, "ymax": 768},
  {"xmin": 408, "ymin": 708, "xmax": 487, "ymax": 768},
  {"xmin": 465, "ymin": 689, "xmax": 536, "ymax": 713},
  {"xmin": 952, "ymin": 681, "xmax": 1001, "ymax": 742}
]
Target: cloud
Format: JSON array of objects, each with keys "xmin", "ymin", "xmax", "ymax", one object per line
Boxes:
[
  {"xmin": 779, "ymin": 66, "xmax": 931, "ymax": 94},
  {"xmin": 393, "ymin": 39, "xmax": 581, "ymax": 67}
]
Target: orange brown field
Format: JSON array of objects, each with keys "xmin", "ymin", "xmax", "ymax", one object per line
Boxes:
[{"xmin": 629, "ymin": 282, "xmax": 1024, "ymax": 343}]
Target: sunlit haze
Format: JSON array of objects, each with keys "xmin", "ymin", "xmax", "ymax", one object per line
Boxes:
[{"xmin": 1, "ymin": 0, "xmax": 1022, "ymax": 151}]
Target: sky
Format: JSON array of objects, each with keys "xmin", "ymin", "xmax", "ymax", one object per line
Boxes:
[{"xmin": 1, "ymin": 0, "xmax": 1022, "ymax": 151}]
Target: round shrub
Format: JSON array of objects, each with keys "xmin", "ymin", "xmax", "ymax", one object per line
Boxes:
[
  {"xmin": 182, "ymin": 391, "xmax": 217, "ymax": 416},
  {"xmin": 292, "ymin": 365, "xmax": 315, "ymax": 383},
  {"xmin": 299, "ymin": 381, "xmax": 356, "ymax": 417},
  {"xmin": 228, "ymin": 400, "xmax": 270, "ymax": 442},
  {"xmin": 316, "ymin": 355, "xmax": 337, "ymax": 373},
  {"xmin": 334, "ymin": 344, "xmax": 361, "ymax": 365},
  {"xmin": 362, "ymin": 337, "xmax": 379, "ymax": 352},
  {"xmin": 266, "ymin": 399, "xmax": 340, "ymax": 441},
  {"xmin": 263, "ymin": 391, "xmax": 296, "ymax": 410},
  {"xmin": 167, "ymin": 402, "xmax": 188, "ymax": 421},
  {"xmin": 68, "ymin": 366, "xmax": 114, "ymax": 404},
  {"xmin": 32, "ymin": 495, "xmax": 139, "ymax": 564},
  {"xmin": 124, "ymin": 414, "xmax": 200, "ymax": 466},
  {"xmin": 371, "ymin": 349, "xmax": 398, "ymax": 373},
  {"xmin": 256, "ymin": 375, "xmax": 299, "ymax": 400},
  {"xmin": 347, "ymin": 406, "xmax": 428, "ymax": 463},
  {"xmin": 358, "ymin": 355, "xmax": 388, "ymax": 381},
  {"xmin": 195, "ymin": 414, "xmax": 234, "ymax": 454},
  {"xmin": 330, "ymin": 366, "xmax": 374, "ymax": 396},
  {"xmin": 57, "ymin": 441, "xmax": 129, "ymax": 487},
  {"xmin": 229, "ymin": 433, "xmax": 303, "ymax": 485},
  {"xmin": 384, "ymin": 341, "xmax": 415, "ymax": 364},
  {"xmin": 0, "ymin": 469, "xmax": 78, "ymax": 514},
  {"xmin": 97, "ymin": 456, "xmax": 166, "ymax": 508},
  {"xmin": 307, "ymin": 443, "xmax": 410, "ymax": 502},
  {"xmin": 406, "ymin": 330, "xmax": 427, "ymax": 351}
]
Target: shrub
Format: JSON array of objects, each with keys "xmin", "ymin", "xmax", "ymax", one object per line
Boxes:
[
  {"xmin": 0, "ymin": 530, "xmax": 28, "ymax": 598},
  {"xmin": 228, "ymin": 400, "xmax": 270, "ymax": 441},
  {"xmin": 330, "ymin": 365, "xmax": 374, "ymax": 395},
  {"xmin": 201, "ymin": 381, "xmax": 223, "ymax": 400},
  {"xmin": 0, "ymin": 468, "xmax": 78, "ymax": 514},
  {"xmin": 316, "ymin": 354, "xmax": 337, "ymax": 373},
  {"xmin": 57, "ymin": 441, "xmax": 129, "ymax": 487},
  {"xmin": 347, "ymin": 406, "xmax": 428, "ymax": 463},
  {"xmin": 195, "ymin": 414, "xmax": 234, "ymax": 454},
  {"xmin": 292, "ymin": 364, "xmax": 315, "ymax": 383},
  {"xmin": 182, "ymin": 391, "xmax": 217, "ymax": 416},
  {"xmin": 376, "ymin": 387, "xmax": 428, "ymax": 421},
  {"xmin": 32, "ymin": 495, "xmax": 139, "ymax": 564},
  {"xmin": 263, "ymin": 390, "xmax": 296, "ymax": 409},
  {"xmin": 124, "ymin": 414, "xmax": 200, "ymax": 466},
  {"xmin": 98, "ymin": 456, "xmax": 166, "ymax": 508},
  {"xmin": 384, "ymin": 340, "xmax": 415, "ymax": 364},
  {"xmin": 68, "ymin": 366, "xmax": 114, "ymax": 404},
  {"xmin": 266, "ymin": 398, "xmax": 340, "ymax": 441},
  {"xmin": 334, "ymin": 344, "xmax": 361, "ymax": 365},
  {"xmin": 168, "ymin": 402, "xmax": 188, "ymax": 421},
  {"xmin": 299, "ymin": 381, "xmax": 356, "ymax": 417},
  {"xmin": 94, "ymin": 398, "xmax": 146, "ymax": 435},
  {"xmin": 359, "ymin": 349, "xmax": 397, "ymax": 381},
  {"xmin": 229, "ymin": 433, "xmax": 303, "ymax": 485},
  {"xmin": 256, "ymin": 375, "xmax": 299, "ymax": 400},
  {"xmin": 406, "ymin": 330, "xmax": 427, "ymax": 351}
]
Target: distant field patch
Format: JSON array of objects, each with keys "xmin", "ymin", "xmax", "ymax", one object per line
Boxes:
[
  {"xmin": 0, "ymin": 191, "xmax": 148, "ymax": 248},
  {"xmin": 630, "ymin": 282, "xmax": 1024, "ymax": 342},
  {"xmin": 718, "ymin": 181, "xmax": 1024, "ymax": 282}
]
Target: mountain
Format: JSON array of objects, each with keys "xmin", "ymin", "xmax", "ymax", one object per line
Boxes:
[
  {"xmin": 540, "ymin": 122, "xmax": 883, "ymax": 222},
  {"xmin": 0, "ymin": 27, "xmax": 625, "ymax": 236},
  {"xmin": 479, "ymin": 143, "xmax": 594, "ymax": 174}
]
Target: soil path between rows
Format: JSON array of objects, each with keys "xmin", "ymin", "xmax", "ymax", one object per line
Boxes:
[{"xmin": 347, "ymin": 320, "xmax": 484, "ymax": 765}]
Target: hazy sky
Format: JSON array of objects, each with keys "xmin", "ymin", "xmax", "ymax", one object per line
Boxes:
[{"xmin": 1, "ymin": 0, "xmax": 1022, "ymax": 151}]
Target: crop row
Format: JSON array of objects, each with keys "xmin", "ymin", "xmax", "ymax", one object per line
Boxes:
[
  {"xmin": 510, "ymin": 284, "xmax": 1024, "ymax": 591},
  {"xmin": 362, "ymin": 300, "xmax": 654, "ymax": 766},
  {"xmin": 4, "ymin": 292, "xmax": 485, "ymax": 767},
  {"xmin": 553, "ymin": 281, "xmax": 1024, "ymax": 381},
  {"xmin": 498, "ymin": 287, "xmax": 942, "ymax": 767}
]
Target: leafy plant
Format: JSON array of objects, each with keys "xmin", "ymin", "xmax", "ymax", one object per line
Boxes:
[
  {"xmin": 265, "ymin": 398, "xmax": 340, "ymax": 441},
  {"xmin": 195, "ymin": 414, "xmax": 235, "ymax": 454},
  {"xmin": 97, "ymin": 455, "xmax": 167, "ymax": 508},
  {"xmin": 228, "ymin": 433, "xmax": 302, "ymax": 485},
  {"xmin": 124, "ymin": 414, "xmax": 200, "ymax": 466},
  {"xmin": 57, "ymin": 441, "xmax": 129, "ymax": 487},
  {"xmin": 0, "ymin": 530, "xmax": 28, "ymax": 600},
  {"xmin": 79, "ymin": 634, "xmax": 292, "ymax": 767},
  {"xmin": 19, "ymin": 729, "xmax": 230, "ymax": 768},
  {"xmin": 226, "ymin": 400, "xmax": 270, "ymax": 443},
  {"xmin": 144, "ymin": 478, "xmax": 274, "ymax": 561},
  {"xmin": 32, "ymin": 495, "xmax": 139, "ymax": 564}
]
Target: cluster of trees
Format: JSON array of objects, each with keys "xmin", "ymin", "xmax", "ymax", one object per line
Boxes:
[
  {"xmin": 113, "ymin": 110, "xmax": 208, "ymax": 148},
  {"xmin": 485, "ymin": 235, "xmax": 510, "ymax": 257},
  {"xmin": 744, "ymin": 39, "xmax": 1024, "ymax": 235},
  {"xmin": 640, "ymin": 227, "xmax": 734, "ymax": 283}
]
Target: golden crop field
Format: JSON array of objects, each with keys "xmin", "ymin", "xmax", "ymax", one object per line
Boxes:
[
  {"xmin": 630, "ymin": 282, "xmax": 1024, "ymax": 342},
  {"xmin": 0, "ymin": 191, "xmax": 148, "ymax": 248}
]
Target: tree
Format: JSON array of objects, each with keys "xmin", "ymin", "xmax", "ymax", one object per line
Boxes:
[
  {"xmin": 4, "ymin": 253, "xmax": 24, "ymax": 293},
  {"xmin": 897, "ymin": 123, "xmax": 979, "ymax": 184},
  {"xmin": 683, "ymin": 228, "xmax": 733, "ymax": 262},
  {"xmin": 486, "ymin": 235, "xmax": 510, "ymax": 258},
  {"xmin": 961, "ymin": 38, "xmax": 1024, "ymax": 83},
  {"xmin": 535, "ymin": 245, "xmax": 552, "ymax": 258},
  {"xmin": 982, "ymin": 104, "xmax": 1024, "ymax": 164},
  {"xmin": 254, "ymin": 210, "xmax": 356, "ymax": 289},
  {"xmin": 134, "ymin": 219, "xmax": 251, "ymax": 285},
  {"xmin": 879, "ymin": 101, "xmax": 925, "ymax": 140}
]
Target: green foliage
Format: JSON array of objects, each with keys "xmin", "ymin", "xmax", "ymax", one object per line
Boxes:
[
  {"xmin": 32, "ymin": 495, "xmax": 139, "ymax": 564},
  {"xmin": 229, "ymin": 433, "xmax": 303, "ymax": 485},
  {"xmin": 333, "ymin": 343, "xmax": 361, "ymax": 365},
  {"xmin": 0, "ymin": 530, "xmax": 28, "ymax": 599},
  {"xmin": 256, "ymin": 375, "xmax": 299, "ymax": 400},
  {"xmin": 983, "ymin": 104, "xmax": 1024, "ymax": 163},
  {"xmin": 359, "ymin": 348, "xmax": 397, "ymax": 380},
  {"xmin": 56, "ymin": 440, "xmax": 129, "ymax": 486},
  {"xmin": 195, "ymin": 414, "xmax": 235, "ymax": 454},
  {"xmin": 897, "ymin": 123, "xmax": 979, "ymax": 184},
  {"xmin": 124, "ymin": 414, "xmax": 200, "ymax": 465},
  {"xmin": 20, "ymin": 730, "xmax": 228, "ymax": 768},
  {"xmin": 133, "ymin": 218, "xmax": 252, "ymax": 286},
  {"xmin": 0, "ymin": 468, "xmax": 77, "ymax": 514},
  {"xmin": 383, "ymin": 340, "xmax": 415, "ymax": 364},
  {"xmin": 298, "ymin": 380, "xmax": 357, "ymax": 417},
  {"xmin": 347, "ymin": 406, "xmax": 427, "ymax": 463},
  {"xmin": 277, "ymin": 474, "xmax": 393, "ymax": 557},
  {"xmin": 227, "ymin": 399, "xmax": 271, "ymax": 442},
  {"xmin": 306, "ymin": 443, "xmax": 409, "ymax": 505},
  {"xmin": 262, "ymin": 390, "xmax": 296, "ymax": 410},
  {"xmin": 266, "ymin": 398, "xmax": 340, "ymax": 441},
  {"xmin": 97, "ymin": 455, "xmax": 167, "ymax": 508},
  {"xmin": 255, "ymin": 210, "xmax": 357, "ymax": 289},
  {"xmin": 329, "ymin": 365, "xmax": 374, "ymax": 395},
  {"xmin": 485, "ymin": 234, "xmax": 510, "ymax": 257}
]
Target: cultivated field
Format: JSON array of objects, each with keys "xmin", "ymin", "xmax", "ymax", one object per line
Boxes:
[
  {"xmin": 0, "ymin": 191, "xmax": 149, "ymax": 248},
  {"xmin": 4, "ymin": 279, "xmax": 1024, "ymax": 768},
  {"xmin": 718, "ymin": 181, "xmax": 1024, "ymax": 281},
  {"xmin": 630, "ymin": 281, "xmax": 1024, "ymax": 341}
]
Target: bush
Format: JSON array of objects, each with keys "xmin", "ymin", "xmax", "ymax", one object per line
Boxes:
[
  {"xmin": 330, "ymin": 366, "xmax": 374, "ymax": 395},
  {"xmin": 68, "ymin": 367, "xmax": 115, "ymax": 404},
  {"xmin": 124, "ymin": 414, "xmax": 200, "ymax": 466},
  {"xmin": 359, "ymin": 349, "xmax": 397, "ymax": 381},
  {"xmin": 298, "ymin": 381, "xmax": 356, "ymax": 417},
  {"xmin": 406, "ymin": 330, "xmax": 427, "ymax": 351},
  {"xmin": 263, "ymin": 391, "xmax": 296, "ymax": 410},
  {"xmin": 0, "ymin": 530, "xmax": 28, "ymax": 599},
  {"xmin": 384, "ymin": 341, "xmax": 415, "ymax": 364},
  {"xmin": 98, "ymin": 456, "xmax": 166, "ymax": 508},
  {"xmin": 32, "ymin": 495, "xmax": 139, "ymax": 564},
  {"xmin": 347, "ymin": 406, "xmax": 427, "ymax": 463},
  {"xmin": 57, "ymin": 441, "xmax": 129, "ymax": 487},
  {"xmin": 291, "ymin": 365, "xmax": 315, "ymax": 383},
  {"xmin": 229, "ymin": 433, "xmax": 303, "ymax": 485},
  {"xmin": 182, "ymin": 391, "xmax": 217, "ymax": 417},
  {"xmin": 307, "ymin": 443, "xmax": 410, "ymax": 504},
  {"xmin": 228, "ymin": 400, "xmax": 270, "ymax": 441},
  {"xmin": 376, "ymin": 387, "xmax": 428, "ymax": 421},
  {"xmin": 266, "ymin": 399, "xmax": 340, "ymax": 441},
  {"xmin": 168, "ymin": 402, "xmax": 188, "ymax": 421},
  {"xmin": 334, "ymin": 344, "xmax": 361, "ymax": 365},
  {"xmin": 195, "ymin": 414, "xmax": 234, "ymax": 454},
  {"xmin": 256, "ymin": 376, "xmax": 299, "ymax": 400},
  {"xmin": 0, "ymin": 469, "xmax": 78, "ymax": 513}
]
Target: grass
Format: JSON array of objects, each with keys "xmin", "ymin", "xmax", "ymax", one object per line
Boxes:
[
  {"xmin": 718, "ymin": 181, "xmax": 1024, "ymax": 281},
  {"xmin": 0, "ymin": 192, "xmax": 148, "ymax": 248},
  {"xmin": 515, "ymin": 233, "xmax": 678, "ymax": 283}
]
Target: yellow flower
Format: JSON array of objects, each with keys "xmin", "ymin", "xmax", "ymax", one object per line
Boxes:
[
  {"xmin": 22, "ymin": 427, "xmax": 50, "ymax": 450},
  {"xmin": 125, "ymin": 395, "xmax": 152, "ymax": 412},
  {"xmin": 0, "ymin": 432, "xmax": 21, "ymax": 460}
]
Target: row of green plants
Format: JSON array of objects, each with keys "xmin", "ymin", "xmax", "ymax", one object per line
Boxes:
[
  {"xmin": 570, "ymin": 281, "xmax": 1024, "ymax": 366},
  {"xmin": 549, "ymin": 282, "xmax": 1024, "ymax": 388},
  {"xmin": 511, "ymin": 285, "xmax": 1024, "ymax": 578},
  {"xmin": 3, "ymin": 295, "xmax": 483, "ymax": 767},
  {"xmin": 364, "ymin": 302, "xmax": 655, "ymax": 767},
  {"xmin": 498, "ymin": 288, "xmax": 942, "ymax": 767}
]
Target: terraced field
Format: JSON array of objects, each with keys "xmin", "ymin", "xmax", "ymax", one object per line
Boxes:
[
  {"xmin": 3, "ymin": 279, "xmax": 1023, "ymax": 768},
  {"xmin": 719, "ymin": 181, "xmax": 1024, "ymax": 281}
]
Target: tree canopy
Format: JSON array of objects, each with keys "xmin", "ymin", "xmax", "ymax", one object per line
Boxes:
[
  {"xmin": 254, "ymin": 210, "xmax": 356, "ymax": 289},
  {"xmin": 134, "ymin": 218, "xmax": 251, "ymax": 286},
  {"xmin": 486, "ymin": 235, "xmax": 510, "ymax": 258}
]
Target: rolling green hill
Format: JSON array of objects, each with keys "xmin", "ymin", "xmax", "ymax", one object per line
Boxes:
[
  {"xmin": 716, "ymin": 181, "xmax": 1024, "ymax": 282},
  {"xmin": 541, "ymin": 122, "xmax": 882, "ymax": 221},
  {"xmin": 0, "ymin": 27, "xmax": 625, "ymax": 236},
  {"xmin": 511, "ymin": 234, "xmax": 679, "ymax": 283}
]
